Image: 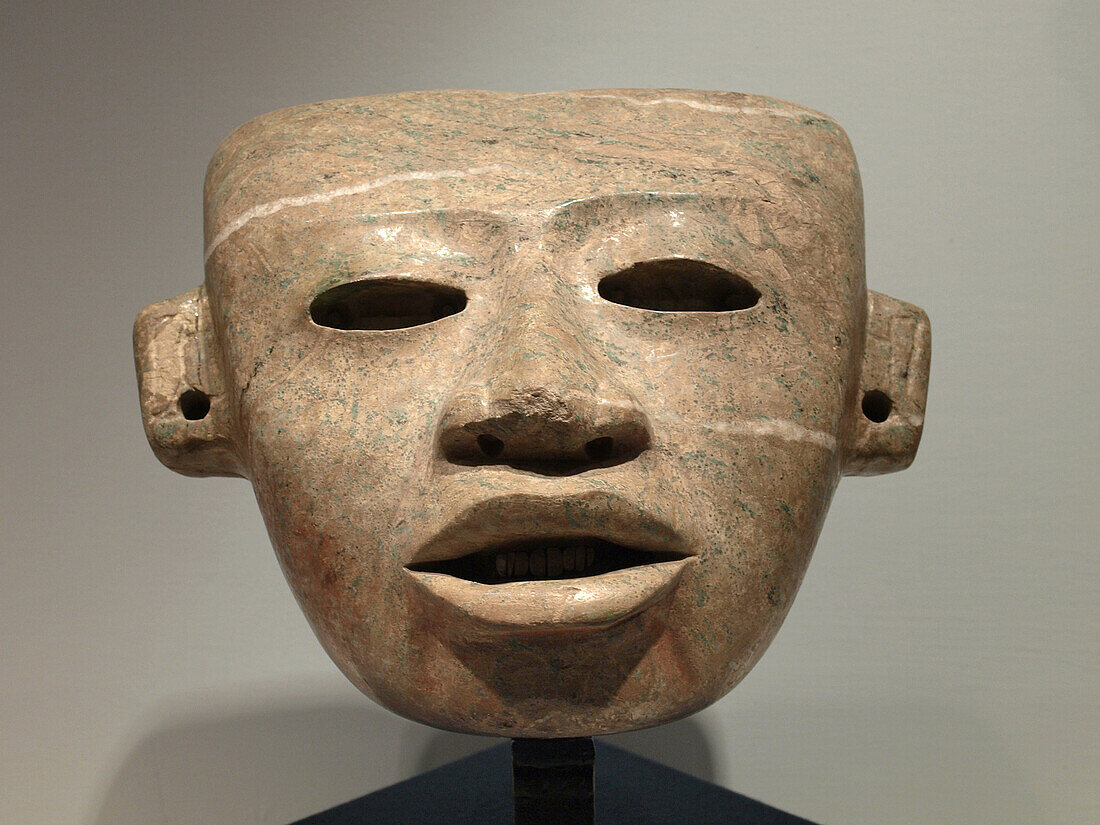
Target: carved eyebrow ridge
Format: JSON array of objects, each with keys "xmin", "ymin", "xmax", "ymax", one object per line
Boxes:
[
  {"xmin": 204, "ymin": 164, "xmax": 527, "ymax": 263},
  {"xmin": 208, "ymin": 190, "xmax": 739, "ymax": 265}
]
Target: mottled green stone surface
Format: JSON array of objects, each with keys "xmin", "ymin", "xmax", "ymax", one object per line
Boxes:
[{"xmin": 134, "ymin": 90, "xmax": 929, "ymax": 736}]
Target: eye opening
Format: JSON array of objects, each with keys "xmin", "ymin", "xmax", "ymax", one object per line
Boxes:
[
  {"xmin": 598, "ymin": 258, "xmax": 759, "ymax": 312},
  {"xmin": 310, "ymin": 278, "xmax": 467, "ymax": 331}
]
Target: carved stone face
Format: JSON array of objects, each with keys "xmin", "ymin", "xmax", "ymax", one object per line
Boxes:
[{"xmin": 134, "ymin": 91, "xmax": 929, "ymax": 736}]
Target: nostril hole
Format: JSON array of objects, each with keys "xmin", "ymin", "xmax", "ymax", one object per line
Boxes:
[
  {"xmin": 179, "ymin": 389, "xmax": 211, "ymax": 421},
  {"xmin": 861, "ymin": 389, "xmax": 893, "ymax": 423},
  {"xmin": 476, "ymin": 433, "xmax": 504, "ymax": 458},
  {"xmin": 585, "ymin": 436, "xmax": 614, "ymax": 461}
]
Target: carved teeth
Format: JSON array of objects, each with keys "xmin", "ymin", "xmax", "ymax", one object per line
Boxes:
[
  {"xmin": 412, "ymin": 538, "xmax": 685, "ymax": 586},
  {"xmin": 547, "ymin": 547, "xmax": 562, "ymax": 577},
  {"xmin": 487, "ymin": 544, "xmax": 603, "ymax": 581}
]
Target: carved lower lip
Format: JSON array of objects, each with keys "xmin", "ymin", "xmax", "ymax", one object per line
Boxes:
[{"xmin": 405, "ymin": 540, "xmax": 693, "ymax": 632}]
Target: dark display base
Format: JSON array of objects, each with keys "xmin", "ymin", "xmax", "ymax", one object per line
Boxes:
[{"xmin": 292, "ymin": 740, "xmax": 817, "ymax": 824}]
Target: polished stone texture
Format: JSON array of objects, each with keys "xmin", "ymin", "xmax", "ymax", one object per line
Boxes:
[{"xmin": 134, "ymin": 90, "xmax": 930, "ymax": 736}]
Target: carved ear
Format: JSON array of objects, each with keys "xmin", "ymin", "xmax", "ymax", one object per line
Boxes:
[
  {"xmin": 843, "ymin": 290, "xmax": 931, "ymax": 476},
  {"xmin": 133, "ymin": 286, "xmax": 245, "ymax": 478}
]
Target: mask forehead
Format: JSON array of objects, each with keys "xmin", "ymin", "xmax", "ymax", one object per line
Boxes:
[{"xmin": 203, "ymin": 89, "xmax": 864, "ymax": 269}]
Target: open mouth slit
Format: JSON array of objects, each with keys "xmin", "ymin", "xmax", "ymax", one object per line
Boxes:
[{"xmin": 408, "ymin": 538, "xmax": 687, "ymax": 585}]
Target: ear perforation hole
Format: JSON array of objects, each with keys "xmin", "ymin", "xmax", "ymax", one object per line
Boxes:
[
  {"xmin": 598, "ymin": 259, "xmax": 759, "ymax": 312},
  {"xmin": 310, "ymin": 279, "xmax": 467, "ymax": 330},
  {"xmin": 179, "ymin": 389, "xmax": 211, "ymax": 421},
  {"xmin": 861, "ymin": 389, "xmax": 893, "ymax": 423}
]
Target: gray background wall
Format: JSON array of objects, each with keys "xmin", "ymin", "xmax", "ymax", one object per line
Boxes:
[{"xmin": 2, "ymin": 2, "xmax": 1096, "ymax": 823}]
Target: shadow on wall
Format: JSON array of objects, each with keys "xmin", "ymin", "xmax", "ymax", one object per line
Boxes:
[
  {"xmin": 90, "ymin": 688, "xmax": 715, "ymax": 825},
  {"xmin": 90, "ymin": 691, "xmax": 1040, "ymax": 824},
  {"xmin": 697, "ymin": 698, "xmax": 1046, "ymax": 824},
  {"xmin": 92, "ymin": 694, "xmax": 468, "ymax": 825}
]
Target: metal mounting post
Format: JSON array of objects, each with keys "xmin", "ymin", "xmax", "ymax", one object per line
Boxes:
[{"xmin": 512, "ymin": 737, "xmax": 595, "ymax": 825}]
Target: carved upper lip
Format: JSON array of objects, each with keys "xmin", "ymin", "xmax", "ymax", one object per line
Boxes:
[{"xmin": 405, "ymin": 490, "xmax": 692, "ymax": 569}]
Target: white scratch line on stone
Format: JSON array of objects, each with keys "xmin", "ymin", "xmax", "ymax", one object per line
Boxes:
[
  {"xmin": 571, "ymin": 93, "xmax": 790, "ymax": 119},
  {"xmin": 204, "ymin": 164, "xmax": 521, "ymax": 262},
  {"xmin": 665, "ymin": 414, "xmax": 837, "ymax": 450},
  {"xmin": 718, "ymin": 419, "xmax": 837, "ymax": 450}
]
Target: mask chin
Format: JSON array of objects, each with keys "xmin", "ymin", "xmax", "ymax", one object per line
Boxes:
[
  {"xmin": 133, "ymin": 285, "xmax": 245, "ymax": 478},
  {"xmin": 843, "ymin": 289, "xmax": 931, "ymax": 476}
]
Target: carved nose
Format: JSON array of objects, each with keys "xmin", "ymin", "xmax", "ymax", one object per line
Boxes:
[
  {"xmin": 437, "ymin": 311, "xmax": 651, "ymax": 471},
  {"xmin": 439, "ymin": 384, "xmax": 651, "ymax": 469}
]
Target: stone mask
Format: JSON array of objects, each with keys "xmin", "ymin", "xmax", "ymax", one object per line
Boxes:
[{"xmin": 134, "ymin": 90, "xmax": 930, "ymax": 737}]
